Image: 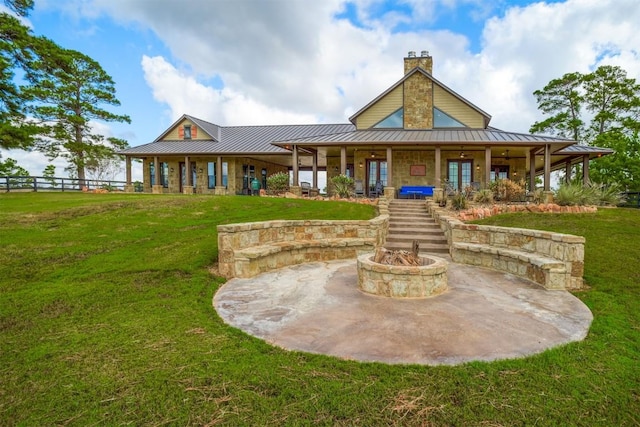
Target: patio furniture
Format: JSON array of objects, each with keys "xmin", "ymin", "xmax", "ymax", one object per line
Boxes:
[
  {"xmin": 370, "ymin": 181, "xmax": 384, "ymax": 198},
  {"xmin": 354, "ymin": 180, "xmax": 365, "ymax": 197},
  {"xmin": 300, "ymin": 181, "xmax": 311, "ymax": 197}
]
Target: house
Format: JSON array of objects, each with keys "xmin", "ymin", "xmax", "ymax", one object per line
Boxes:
[{"xmin": 120, "ymin": 52, "xmax": 612, "ymax": 197}]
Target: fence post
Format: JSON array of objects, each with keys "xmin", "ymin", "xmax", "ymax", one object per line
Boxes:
[
  {"xmin": 4, "ymin": 176, "xmax": 8, "ymax": 192},
  {"xmin": 33, "ymin": 177, "xmax": 37, "ymax": 192}
]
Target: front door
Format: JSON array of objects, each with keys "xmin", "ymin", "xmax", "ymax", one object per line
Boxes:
[{"xmin": 366, "ymin": 159, "xmax": 387, "ymax": 196}]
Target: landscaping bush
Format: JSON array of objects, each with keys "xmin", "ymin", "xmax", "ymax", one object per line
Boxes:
[
  {"xmin": 330, "ymin": 174, "xmax": 354, "ymax": 198},
  {"xmin": 266, "ymin": 171, "xmax": 290, "ymax": 195},
  {"xmin": 489, "ymin": 179, "xmax": 525, "ymax": 203},
  {"xmin": 451, "ymin": 192, "xmax": 468, "ymax": 210},
  {"xmin": 473, "ymin": 189, "xmax": 494, "ymax": 204},
  {"xmin": 555, "ymin": 182, "xmax": 626, "ymax": 206}
]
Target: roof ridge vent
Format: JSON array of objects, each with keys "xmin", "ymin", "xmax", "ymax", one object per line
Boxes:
[
  {"xmin": 421, "ymin": 50, "xmax": 430, "ymax": 57},
  {"xmin": 407, "ymin": 51, "xmax": 416, "ymax": 58}
]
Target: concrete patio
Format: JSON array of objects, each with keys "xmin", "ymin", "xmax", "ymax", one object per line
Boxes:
[{"xmin": 213, "ymin": 257, "xmax": 593, "ymax": 365}]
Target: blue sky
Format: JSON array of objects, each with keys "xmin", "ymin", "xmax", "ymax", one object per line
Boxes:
[{"xmin": 2, "ymin": 0, "xmax": 639, "ymax": 180}]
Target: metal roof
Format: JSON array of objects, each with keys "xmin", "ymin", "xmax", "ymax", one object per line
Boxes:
[
  {"xmin": 121, "ymin": 122, "xmax": 355, "ymax": 156},
  {"xmin": 555, "ymin": 144, "xmax": 614, "ymax": 155},
  {"xmin": 273, "ymin": 128, "xmax": 576, "ymax": 146}
]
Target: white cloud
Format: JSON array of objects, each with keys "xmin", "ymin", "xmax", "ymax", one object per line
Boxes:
[{"xmin": 42, "ymin": 0, "xmax": 640, "ymax": 140}]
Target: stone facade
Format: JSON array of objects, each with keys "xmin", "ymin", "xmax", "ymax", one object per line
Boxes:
[
  {"xmin": 429, "ymin": 203, "xmax": 586, "ymax": 290},
  {"xmin": 217, "ymin": 215, "xmax": 389, "ymax": 279},
  {"xmin": 403, "ymin": 72, "xmax": 433, "ymax": 129},
  {"xmin": 357, "ymin": 253, "xmax": 448, "ymax": 298}
]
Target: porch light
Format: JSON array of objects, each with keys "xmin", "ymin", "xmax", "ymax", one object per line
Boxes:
[
  {"xmin": 476, "ymin": 164, "xmax": 480, "ymax": 171},
  {"xmin": 199, "ymin": 168, "xmax": 203, "ymax": 173},
  {"xmin": 359, "ymin": 162, "xmax": 363, "ymax": 168},
  {"xmin": 459, "ymin": 146, "xmax": 465, "ymax": 158},
  {"xmin": 371, "ymin": 152, "xmax": 375, "ymax": 158},
  {"xmin": 170, "ymin": 168, "xmax": 174, "ymax": 173}
]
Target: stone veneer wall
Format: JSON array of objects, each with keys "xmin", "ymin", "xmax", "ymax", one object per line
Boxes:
[
  {"xmin": 217, "ymin": 214, "xmax": 389, "ymax": 279},
  {"xmin": 403, "ymin": 73, "xmax": 433, "ymax": 129},
  {"xmin": 428, "ymin": 203, "xmax": 586, "ymax": 290}
]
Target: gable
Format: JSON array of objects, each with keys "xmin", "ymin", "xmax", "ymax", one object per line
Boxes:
[
  {"xmin": 355, "ymin": 85, "xmax": 403, "ymax": 129},
  {"xmin": 433, "ymin": 85, "xmax": 484, "ymax": 128},
  {"xmin": 163, "ymin": 119, "xmax": 209, "ymax": 141}
]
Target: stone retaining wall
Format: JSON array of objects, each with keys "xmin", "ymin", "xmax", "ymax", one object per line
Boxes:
[
  {"xmin": 428, "ymin": 203, "xmax": 586, "ymax": 290},
  {"xmin": 218, "ymin": 214, "xmax": 388, "ymax": 279}
]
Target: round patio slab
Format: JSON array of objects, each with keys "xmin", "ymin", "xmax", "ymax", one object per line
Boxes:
[{"xmin": 213, "ymin": 259, "xmax": 593, "ymax": 365}]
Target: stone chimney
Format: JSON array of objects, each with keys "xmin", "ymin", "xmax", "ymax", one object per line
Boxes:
[{"xmin": 404, "ymin": 50, "xmax": 433, "ymax": 75}]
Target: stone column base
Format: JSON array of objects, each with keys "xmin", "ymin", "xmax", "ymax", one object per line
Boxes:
[
  {"xmin": 383, "ymin": 186, "xmax": 395, "ymax": 199},
  {"xmin": 214, "ymin": 186, "xmax": 227, "ymax": 195},
  {"xmin": 543, "ymin": 191, "xmax": 554, "ymax": 204},
  {"xmin": 290, "ymin": 185, "xmax": 301, "ymax": 197},
  {"xmin": 124, "ymin": 184, "xmax": 134, "ymax": 193},
  {"xmin": 182, "ymin": 185, "xmax": 194, "ymax": 195},
  {"xmin": 152, "ymin": 185, "xmax": 164, "ymax": 194}
]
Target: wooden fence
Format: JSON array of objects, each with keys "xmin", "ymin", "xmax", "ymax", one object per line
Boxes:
[{"xmin": 0, "ymin": 176, "xmax": 140, "ymax": 192}]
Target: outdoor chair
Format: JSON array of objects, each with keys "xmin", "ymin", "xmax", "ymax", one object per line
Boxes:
[
  {"xmin": 444, "ymin": 181, "xmax": 456, "ymax": 196},
  {"xmin": 370, "ymin": 181, "xmax": 384, "ymax": 198},
  {"xmin": 300, "ymin": 181, "xmax": 311, "ymax": 197},
  {"xmin": 354, "ymin": 179, "xmax": 365, "ymax": 197}
]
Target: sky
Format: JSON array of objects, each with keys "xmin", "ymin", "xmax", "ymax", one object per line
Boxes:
[{"xmin": 2, "ymin": 0, "xmax": 640, "ymax": 182}]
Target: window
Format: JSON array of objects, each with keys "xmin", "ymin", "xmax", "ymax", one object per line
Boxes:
[
  {"xmin": 183, "ymin": 125, "xmax": 192, "ymax": 139},
  {"xmin": 207, "ymin": 162, "xmax": 216, "ymax": 189},
  {"xmin": 490, "ymin": 165, "xmax": 509, "ymax": 181},
  {"xmin": 434, "ymin": 107, "xmax": 466, "ymax": 128},
  {"xmin": 160, "ymin": 162, "xmax": 169, "ymax": 188},
  {"xmin": 149, "ymin": 162, "xmax": 155, "ymax": 186},
  {"xmin": 373, "ymin": 108, "xmax": 404, "ymax": 128},
  {"xmin": 448, "ymin": 160, "xmax": 473, "ymax": 191},
  {"xmin": 222, "ymin": 162, "xmax": 228, "ymax": 187}
]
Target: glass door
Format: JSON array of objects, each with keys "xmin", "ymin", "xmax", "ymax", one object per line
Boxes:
[
  {"xmin": 367, "ymin": 160, "xmax": 387, "ymax": 196},
  {"xmin": 448, "ymin": 160, "xmax": 472, "ymax": 191}
]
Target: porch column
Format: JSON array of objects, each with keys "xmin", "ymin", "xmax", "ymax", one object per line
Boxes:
[
  {"xmin": 340, "ymin": 146, "xmax": 347, "ymax": 175},
  {"xmin": 485, "ymin": 146, "xmax": 492, "ymax": 186},
  {"xmin": 434, "ymin": 146, "xmax": 441, "ymax": 187},
  {"xmin": 385, "ymin": 146, "xmax": 394, "ymax": 199},
  {"xmin": 292, "ymin": 145, "xmax": 299, "ymax": 185},
  {"xmin": 312, "ymin": 151, "xmax": 318, "ymax": 193},
  {"xmin": 215, "ymin": 156, "xmax": 226, "ymax": 195},
  {"xmin": 124, "ymin": 156, "xmax": 134, "ymax": 193},
  {"xmin": 183, "ymin": 156, "xmax": 193, "ymax": 194},
  {"xmin": 582, "ymin": 154, "xmax": 590, "ymax": 184},
  {"xmin": 152, "ymin": 156, "xmax": 162, "ymax": 194},
  {"xmin": 216, "ymin": 157, "xmax": 222, "ymax": 187},
  {"xmin": 565, "ymin": 161, "xmax": 572, "ymax": 184},
  {"xmin": 529, "ymin": 149, "xmax": 536, "ymax": 192},
  {"xmin": 543, "ymin": 144, "xmax": 551, "ymax": 191}
]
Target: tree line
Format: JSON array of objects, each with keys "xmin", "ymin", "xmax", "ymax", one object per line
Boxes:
[{"xmin": 1, "ymin": 0, "xmax": 130, "ymax": 182}]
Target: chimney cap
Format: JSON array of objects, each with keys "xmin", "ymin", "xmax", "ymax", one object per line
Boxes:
[
  {"xmin": 407, "ymin": 51, "xmax": 416, "ymax": 58},
  {"xmin": 421, "ymin": 50, "xmax": 430, "ymax": 57}
]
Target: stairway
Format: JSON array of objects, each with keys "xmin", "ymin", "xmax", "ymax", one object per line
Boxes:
[{"xmin": 384, "ymin": 199, "xmax": 449, "ymax": 254}]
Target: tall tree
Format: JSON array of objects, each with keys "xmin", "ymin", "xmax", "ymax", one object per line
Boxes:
[
  {"xmin": 582, "ymin": 65, "xmax": 640, "ymax": 139},
  {"xmin": 529, "ymin": 72, "xmax": 584, "ymax": 141},
  {"xmin": 0, "ymin": 12, "xmax": 40, "ymax": 149},
  {"xmin": 23, "ymin": 46, "xmax": 131, "ymax": 183},
  {"xmin": 531, "ymin": 65, "xmax": 640, "ymax": 191}
]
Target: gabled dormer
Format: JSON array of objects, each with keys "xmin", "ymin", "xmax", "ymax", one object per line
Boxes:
[
  {"xmin": 154, "ymin": 114, "xmax": 221, "ymax": 142},
  {"xmin": 349, "ymin": 51, "xmax": 491, "ymax": 130}
]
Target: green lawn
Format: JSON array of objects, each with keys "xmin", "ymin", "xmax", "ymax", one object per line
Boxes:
[{"xmin": 1, "ymin": 193, "xmax": 638, "ymax": 426}]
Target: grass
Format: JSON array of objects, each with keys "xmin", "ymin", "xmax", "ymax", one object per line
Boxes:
[{"xmin": 0, "ymin": 193, "xmax": 639, "ymax": 425}]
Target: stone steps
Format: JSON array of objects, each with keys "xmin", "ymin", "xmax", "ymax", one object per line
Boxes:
[{"xmin": 385, "ymin": 200, "xmax": 449, "ymax": 254}]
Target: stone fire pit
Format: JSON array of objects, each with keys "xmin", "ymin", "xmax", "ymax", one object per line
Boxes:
[{"xmin": 357, "ymin": 251, "xmax": 449, "ymax": 298}]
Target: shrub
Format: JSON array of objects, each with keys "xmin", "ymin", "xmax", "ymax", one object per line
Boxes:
[
  {"xmin": 489, "ymin": 179, "xmax": 525, "ymax": 203},
  {"xmin": 556, "ymin": 182, "xmax": 626, "ymax": 206},
  {"xmin": 473, "ymin": 189, "xmax": 494, "ymax": 204},
  {"xmin": 266, "ymin": 172, "xmax": 289, "ymax": 195},
  {"xmin": 330, "ymin": 174, "xmax": 354, "ymax": 198},
  {"xmin": 451, "ymin": 192, "xmax": 468, "ymax": 210}
]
